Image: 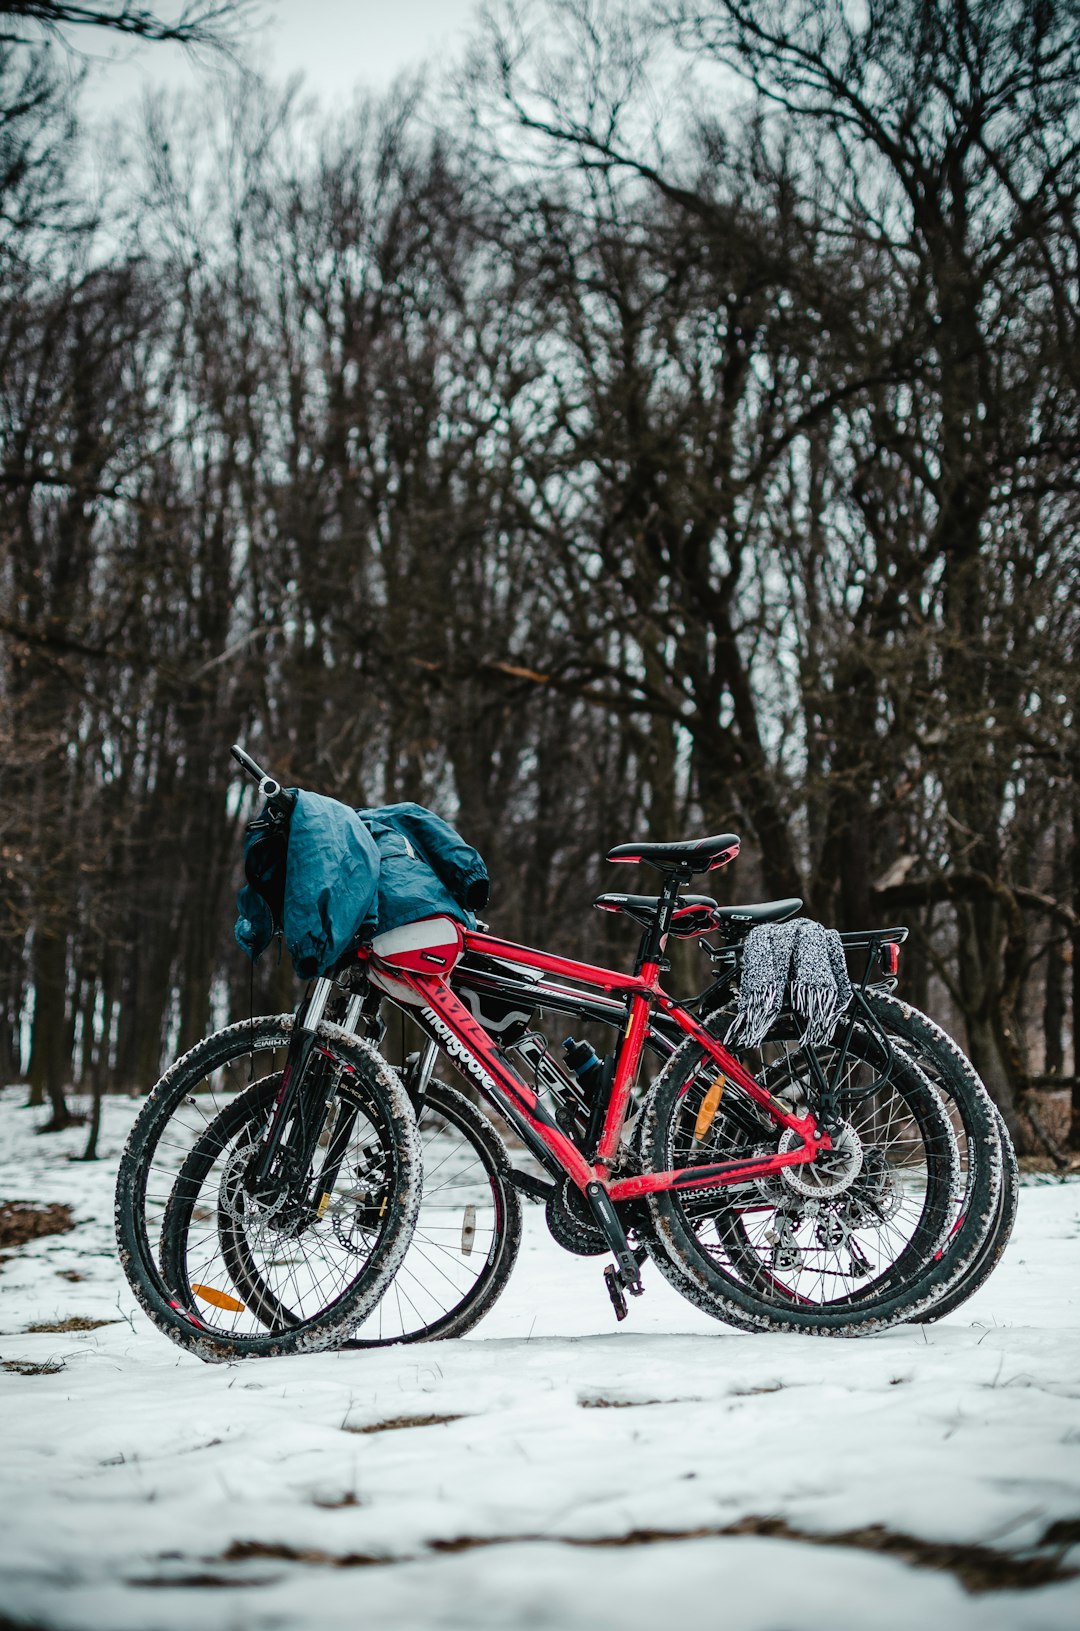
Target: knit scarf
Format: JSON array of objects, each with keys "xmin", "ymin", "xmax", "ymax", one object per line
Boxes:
[{"xmin": 728, "ymin": 918, "xmax": 853, "ymax": 1049}]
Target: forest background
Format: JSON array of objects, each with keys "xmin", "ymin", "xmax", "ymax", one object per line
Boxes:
[{"xmin": 0, "ymin": 0, "xmax": 1078, "ymax": 1157}]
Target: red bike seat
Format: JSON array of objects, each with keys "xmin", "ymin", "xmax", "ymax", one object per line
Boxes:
[{"xmin": 605, "ymin": 834, "xmax": 741, "ymax": 874}]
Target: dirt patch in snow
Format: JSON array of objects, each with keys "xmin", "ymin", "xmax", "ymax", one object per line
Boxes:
[
  {"xmin": 25, "ymin": 1316, "xmax": 119, "ymax": 1333},
  {"xmin": 130, "ymin": 1570, "xmax": 278, "ymax": 1589},
  {"xmin": 577, "ymin": 1395, "xmax": 673, "ymax": 1409},
  {"xmin": 342, "ymin": 1414, "xmax": 465, "ymax": 1434},
  {"xmin": 203, "ymin": 1516, "xmax": 1078, "ymax": 1594},
  {"xmin": 0, "ymin": 1201, "xmax": 74, "ymax": 1249},
  {"xmin": 574, "ymin": 1516, "xmax": 1079, "ymax": 1594},
  {"xmin": 224, "ymin": 1540, "xmax": 389, "ymax": 1568},
  {"xmin": 1043, "ymin": 1518, "xmax": 1080, "ymax": 1546}
]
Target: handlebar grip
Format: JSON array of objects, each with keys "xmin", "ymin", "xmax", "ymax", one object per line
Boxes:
[
  {"xmin": 230, "ymin": 743, "xmax": 268, "ymax": 781},
  {"xmin": 230, "ymin": 743, "xmax": 296, "ymax": 814}
]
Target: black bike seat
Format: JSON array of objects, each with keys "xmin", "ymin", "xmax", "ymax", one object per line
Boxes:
[
  {"xmin": 594, "ymin": 892, "xmax": 717, "ymax": 926},
  {"xmin": 605, "ymin": 834, "xmax": 741, "ymax": 874},
  {"xmin": 713, "ymin": 898, "xmax": 803, "ymax": 927}
]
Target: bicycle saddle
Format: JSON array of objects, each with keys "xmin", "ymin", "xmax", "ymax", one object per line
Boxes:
[
  {"xmin": 594, "ymin": 892, "xmax": 717, "ymax": 932},
  {"xmin": 605, "ymin": 834, "xmax": 741, "ymax": 874},
  {"xmin": 712, "ymin": 898, "xmax": 803, "ymax": 926}
]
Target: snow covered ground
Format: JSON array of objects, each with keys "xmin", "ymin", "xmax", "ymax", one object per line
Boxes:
[{"xmin": 0, "ymin": 1084, "xmax": 1078, "ymax": 1631}]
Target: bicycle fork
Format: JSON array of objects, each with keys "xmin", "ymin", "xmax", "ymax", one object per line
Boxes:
[{"xmin": 245, "ymin": 978, "xmax": 342, "ymax": 1206}]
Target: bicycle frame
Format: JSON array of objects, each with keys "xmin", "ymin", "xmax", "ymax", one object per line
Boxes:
[
  {"xmin": 451, "ymin": 924, "xmax": 909, "ymax": 1103},
  {"xmin": 356, "ymin": 927, "xmax": 830, "ymax": 1206}
]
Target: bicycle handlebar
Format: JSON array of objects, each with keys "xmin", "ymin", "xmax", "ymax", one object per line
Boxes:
[{"xmin": 230, "ymin": 743, "xmax": 296, "ymax": 814}]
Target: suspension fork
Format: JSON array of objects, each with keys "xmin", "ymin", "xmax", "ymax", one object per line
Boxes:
[
  {"xmin": 246, "ymin": 977, "xmax": 337, "ymax": 1195},
  {"xmin": 403, "ymin": 1039, "xmax": 439, "ymax": 1110},
  {"xmin": 315, "ymin": 990, "xmax": 440, "ymax": 1222},
  {"xmin": 302, "ymin": 987, "xmax": 385, "ymax": 1218}
]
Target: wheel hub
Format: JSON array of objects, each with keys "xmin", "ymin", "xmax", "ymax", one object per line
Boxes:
[
  {"xmin": 778, "ymin": 1120, "xmax": 863, "ymax": 1200},
  {"xmin": 224, "ymin": 1144, "xmax": 319, "ymax": 1237}
]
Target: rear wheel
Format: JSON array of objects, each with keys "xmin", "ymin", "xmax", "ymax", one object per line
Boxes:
[
  {"xmin": 641, "ymin": 1012, "xmax": 964, "ymax": 1333},
  {"xmin": 912, "ymin": 1105, "xmax": 1017, "ymax": 1322},
  {"xmin": 639, "ymin": 995, "xmax": 1005, "ymax": 1329}
]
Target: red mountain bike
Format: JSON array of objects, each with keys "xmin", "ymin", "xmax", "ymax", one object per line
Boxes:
[{"xmin": 115, "ymin": 751, "xmax": 1000, "ymax": 1360}]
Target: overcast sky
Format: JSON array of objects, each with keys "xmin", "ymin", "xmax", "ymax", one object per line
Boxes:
[{"xmin": 81, "ymin": 1, "xmax": 486, "ymax": 114}]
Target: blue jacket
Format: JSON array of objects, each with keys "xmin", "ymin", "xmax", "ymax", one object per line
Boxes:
[{"xmin": 234, "ymin": 792, "xmax": 489, "ymax": 980}]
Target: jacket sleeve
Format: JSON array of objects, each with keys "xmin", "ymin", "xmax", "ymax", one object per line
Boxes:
[
  {"xmin": 367, "ymin": 802, "xmax": 490, "ymax": 913},
  {"xmin": 284, "ymin": 791, "xmax": 382, "ymax": 977},
  {"xmin": 233, "ymin": 800, "xmax": 289, "ymax": 962},
  {"xmin": 234, "ymin": 883, "xmax": 276, "ymax": 962}
]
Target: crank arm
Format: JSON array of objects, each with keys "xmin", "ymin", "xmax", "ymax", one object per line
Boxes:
[{"xmin": 584, "ymin": 1180, "xmax": 643, "ymax": 1295}]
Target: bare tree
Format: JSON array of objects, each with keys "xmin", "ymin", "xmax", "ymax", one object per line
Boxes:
[
  {"xmin": 0, "ymin": 2, "xmax": 256, "ymax": 51},
  {"xmin": 468, "ymin": 0, "xmax": 1080, "ymax": 1139},
  {"xmin": 3, "ymin": 0, "xmax": 1078, "ymax": 1155}
]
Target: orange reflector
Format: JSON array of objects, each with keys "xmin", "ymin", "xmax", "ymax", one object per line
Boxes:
[
  {"xmin": 693, "ymin": 1075, "xmax": 726, "ymax": 1141},
  {"xmin": 191, "ymin": 1283, "xmax": 247, "ymax": 1313}
]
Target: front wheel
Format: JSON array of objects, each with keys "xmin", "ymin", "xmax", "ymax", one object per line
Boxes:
[{"xmin": 115, "ymin": 1016, "xmax": 422, "ymax": 1361}]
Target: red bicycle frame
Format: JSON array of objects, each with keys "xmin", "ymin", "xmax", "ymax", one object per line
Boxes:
[{"xmin": 359, "ymin": 927, "xmax": 831, "ymax": 1206}]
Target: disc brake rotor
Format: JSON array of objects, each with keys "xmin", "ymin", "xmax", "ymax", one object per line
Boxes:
[
  {"xmin": 779, "ymin": 1120, "xmax": 864, "ymax": 1201},
  {"xmin": 219, "ymin": 1140, "xmax": 291, "ymax": 1227},
  {"xmin": 330, "ymin": 1145, "xmax": 391, "ymax": 1255}
]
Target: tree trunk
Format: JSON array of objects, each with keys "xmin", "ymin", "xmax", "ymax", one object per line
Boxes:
[
  {"xmin": 953, "ymin": 897, "xmax": 1021, "ymax": 1140},
  {"xmin": 1043, "ymin": 939, "xmax": 1066, "ymax": 1081},
  {"xmin": 1071, "ymin": 781, "xmax": 1080, "ymax": 1145},
  {"xmin": 28, "ymin": 929, "xmax": 72, "ymax": 1130}
]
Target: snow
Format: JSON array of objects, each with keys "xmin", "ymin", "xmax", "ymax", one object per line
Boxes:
[{"xmin": 1, "ymin": 1085, "xmax": 1078, "ymax": 1631}]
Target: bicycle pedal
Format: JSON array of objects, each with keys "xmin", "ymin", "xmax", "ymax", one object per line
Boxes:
[{"xmin": 603, "ymin": 1264, "xmax": 629, "ymax": 1321}]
